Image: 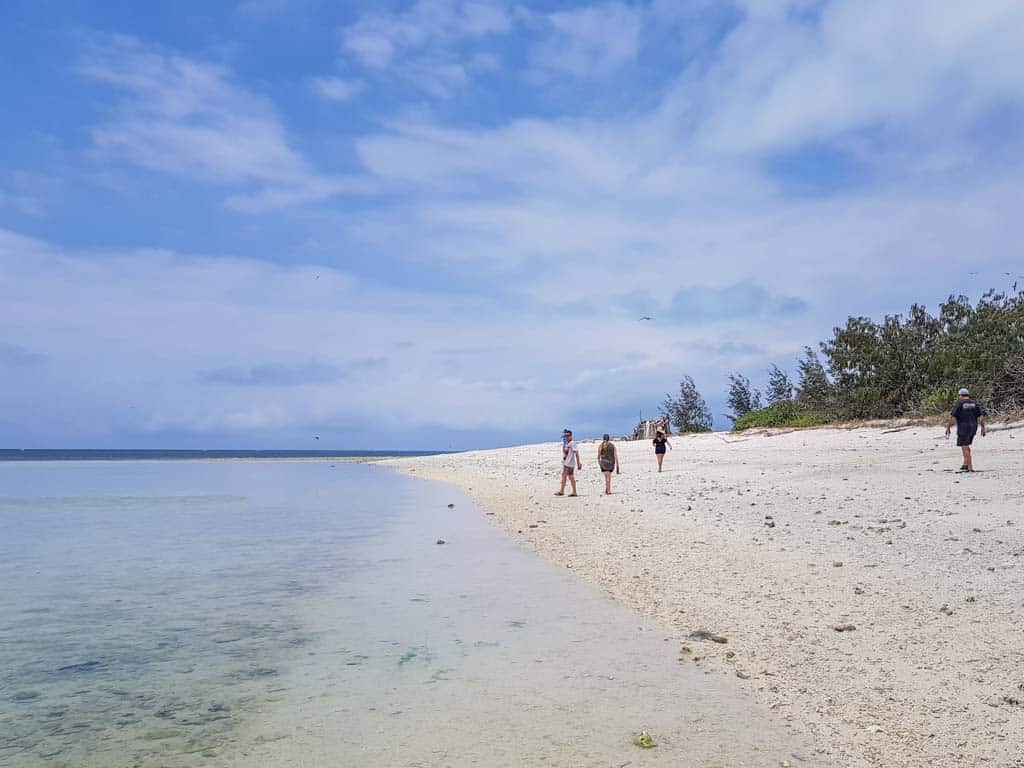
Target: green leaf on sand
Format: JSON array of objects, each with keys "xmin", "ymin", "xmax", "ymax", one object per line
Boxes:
[{"xmin": 632, "ymin": 731, "xmax": 656, "ymax": 749}]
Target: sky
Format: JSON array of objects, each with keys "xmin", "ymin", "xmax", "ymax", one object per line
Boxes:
[{"xmin": 1, "ymin": 0, "xmax": 1023, "ymax": 450}]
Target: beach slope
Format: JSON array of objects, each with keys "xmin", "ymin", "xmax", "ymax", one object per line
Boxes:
[{"xmin": 389, "ymin": 424, "xmax": 1024, "ymax": 767}]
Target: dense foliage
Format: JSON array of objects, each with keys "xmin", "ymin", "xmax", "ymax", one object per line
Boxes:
[
  {"xmin": 732, "ymin": 289, "xmax": 1024, "ymax": 431},
  {"xmin": 732, "ymin": 402, "xmax": 832, "ymax": 431},
  {"xmin": 726, "ymin": 373, "xmax": 761, "ymax": 423},
  {"xmin": 661, "ymin": 375, "xmax": 713, "ymax": 433},
  {"xmin": 765, "ymin": 364, "xmax": 794, "ymax": 405}
]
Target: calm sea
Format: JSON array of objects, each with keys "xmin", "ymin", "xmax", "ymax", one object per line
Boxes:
[
  {"xmin": 0, "ymin": 458, "xmax": 809, "ymax": 767},
  {"xmin": 0, "ymin": 450, "xmax": 441, "ymax": 462}
]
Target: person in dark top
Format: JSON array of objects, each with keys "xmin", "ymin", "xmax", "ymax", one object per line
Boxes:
[
  {"xmin": 652, "ymin": 430, "xmax": 672, "ymax": 472},
  {"xmin": 946, "ymin": 387, "xmax": 987, "ymax": 471},
  {"xmin": 596, "ymin": 434, "xmax": 619, "ymax": 495}
]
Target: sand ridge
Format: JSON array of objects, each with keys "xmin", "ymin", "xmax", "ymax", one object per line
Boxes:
[{"xmin": 389, "ymin": 424, "xmax": 1024, "ymax": 768}]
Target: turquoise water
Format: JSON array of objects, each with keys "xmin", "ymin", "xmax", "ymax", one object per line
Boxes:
[
  {"xmin": 0, "ymin": 460, "xmax": 811, "ymax": 767},
  {"xmin": 0, "ymin": 460, "xmax": 404, "ymax": 767}
]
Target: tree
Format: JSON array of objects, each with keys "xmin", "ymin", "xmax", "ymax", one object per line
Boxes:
[
  {"xmin": 726, "ymin": 373, "xmax": 762, "ymax": 422},
  {"xmin": 991, "ymin": 354, "xmax": 1024, "ymax": 412},
  {"xmin": 795, "ymin": 347, "xmax": 832, "ymax": 409},
  {"xmin": 766, "ymin": 364, "xmax": 794, "ymax": 405},
  {"xmin": 817, "ymin": 289, "xmax": 1024, "ymax": 416},
  {"xmin": 822, "ymin": 306, "xmax": 943, "ymax": 417},
  {"xmin": 661, "ymin": 375, "xmax": 713, "ymax": 433}
]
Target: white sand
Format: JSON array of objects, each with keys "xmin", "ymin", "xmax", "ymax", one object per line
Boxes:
[{"xmin": 389, "ymin": 424, "xmax": 1024, "ymax": 767}]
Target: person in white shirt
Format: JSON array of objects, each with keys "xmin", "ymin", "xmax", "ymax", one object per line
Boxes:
[{"xmin": 555, "ymin": 428, "xmax": 582, "ymax": 496}]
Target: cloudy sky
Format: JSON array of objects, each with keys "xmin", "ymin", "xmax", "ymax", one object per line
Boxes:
[{"xmin": 2, "ymin": 0, "xmax": 1023, "ymax": 449}]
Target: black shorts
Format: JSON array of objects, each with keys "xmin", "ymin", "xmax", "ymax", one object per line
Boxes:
[
  {"xmin": 600, "ymin": 461, "xmax": 615, "ymax": 472},
  {"xmin": 956, "ymin": 427, "xmax": 977, "ymax": 447},
  {"xmin": 655, "ymin": 448, "xmax": 666, "ymax": 455}
]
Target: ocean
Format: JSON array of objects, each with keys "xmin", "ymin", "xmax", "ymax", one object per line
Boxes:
[{"xmin": 0, "ymin": 457, "xmax": 807, "ymax": 767}]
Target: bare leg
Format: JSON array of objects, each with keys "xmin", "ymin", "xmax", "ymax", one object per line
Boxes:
[
  {"xmin": 962, "ymin": 445, "xmax": 973, "ymax": 471},
  {"xmin": 657, "ymin": 453, "xmax": 664, "ymax": 472},
  {"xmin": 603, "ymin": 470, "xmax": 612, "ymax": 494},
  {"xmin": 556, "ymin": 468, "xmax": 567, "ymax": 494},
  {"xmin": 569, "ymin": 472, "xmax": 578, "ymax": 496}
]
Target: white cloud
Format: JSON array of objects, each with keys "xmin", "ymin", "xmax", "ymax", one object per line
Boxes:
[
  {"xmin": 333, "ymin": 0, "xmax": 511, "ymax": 97},
  {"xmin": 0, "ymin": 188, "xmax": 45, "ymax": 217},
  {"xmin": 344, "ymin": 54, "xmax": 1023, "ymax": 328},
  {"xmin": 309, "ymin": 75, "xmax": 364, "ymax": 102},
  {"xmin": 77, "ymin": 34, "xmax": 361, "ymax": 212},
  {"xmin": 530, "ymin": 2, "xmax": 644, "ymax": 79},
  {"xmin": 692, "ymin": 0, "xmax": 1024, "ymax": 153},
  {"xmin": 0, "ymin": 224, "xmax": 847, "ymax": 444},
  {"xmin": 341, "ymin": 0, "xmax": 512, "ymax": 68},
  {"xmin": 15, "ymin": 1, "xmax": 1024, "ymax": 445},
  {"xmin": 344, "ymin": 32, "xmax": 396, "ymax": 69},
  {"xmin": 0, "ymin": 170, "xmax": 58, "ymax": 218}
]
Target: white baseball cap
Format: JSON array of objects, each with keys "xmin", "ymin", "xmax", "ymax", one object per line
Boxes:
[{"xmin": 958, "ymin": 387, "xmax": 970, "ymax": 395}]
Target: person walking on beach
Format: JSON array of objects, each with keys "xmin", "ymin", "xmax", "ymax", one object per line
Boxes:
[
  {"xmin": 946, "ymin": 388, "xmax": 987, "ymax": 471},
  {"xmin": 597, "ymin": 434, "xmax": 619, "ymax": 495},
  {"xmin": 653, "ymin": 430, "xmax": 671, "ymax": 472},
  {"xmin": 556, "ymin": 429, "xmax": 582, "ymax": 496}
]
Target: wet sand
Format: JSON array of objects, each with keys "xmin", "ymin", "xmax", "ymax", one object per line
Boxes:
[
  {"xmin": 234, "ymin": 473, "xmax": 813, "ymax": 767},
  {"xmin": 387, "ymin": 424, "xmax": 1024, "ymax": 768}
]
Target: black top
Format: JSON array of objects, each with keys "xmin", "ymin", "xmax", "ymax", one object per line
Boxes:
[
  {"xmin": 653, "ymin": 437, "xmax": 668, "ymax": 452},
  {"xmin": 950, "ymin": 398, "xmax": 985, "ymax": 431}
]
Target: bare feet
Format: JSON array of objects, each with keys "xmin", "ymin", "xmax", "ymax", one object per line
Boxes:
[{"xmin": 554, "ymin": 491, "xmax": 564, "ymax": 496}]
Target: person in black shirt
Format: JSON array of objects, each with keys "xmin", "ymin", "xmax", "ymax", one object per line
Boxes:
[
  {"xmin": 652, "ymin": 430, "xmax": 671, "ymax": 472},
  {"xmin": 945, "ymin": 387, "xmax": 987, "ymax": 471}
]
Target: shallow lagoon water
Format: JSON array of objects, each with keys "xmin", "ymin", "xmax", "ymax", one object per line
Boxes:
[
  {"xmin": 0, "ymin": 460, "xmax": 396, "ymax": 767},
  {"xmin": 0, "ymin": 460, "xmax": 813, "ymax": 767}
]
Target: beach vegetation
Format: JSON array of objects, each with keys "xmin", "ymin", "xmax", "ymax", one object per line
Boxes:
[
  {"xmin": 795, "ymin": 346, "xmax": 833, "ymax": 410},
  {"xmin": 726, "ymin": 373, "xmax": 762, "ymax": 423},
  {"xmin": 921, "ymin": 386, "xmax": 959, "ymax": 414},
  {"xmin": 991, "ymin": 354, "xmax": 1024, "ymax": 412},
  {"xmin": 661, "ymin": 375, "xmax": 713, "ymax": 433},
  {"xmin": 732, "ymin": 402, "xmax": 832, "ymax": 431},
  {"xmin": 821, "ymin": 289, "xmax": 1024, "ymax": 417},
  {"xmin": 729, "ymin": 287, "xmax": 1024, "ymax": 429},
  {"xmin": 766, "ymin": 364, "xmax": 794, "ymax": 404}
]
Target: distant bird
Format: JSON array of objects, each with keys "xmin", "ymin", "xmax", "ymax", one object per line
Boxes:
[
  {"xmin": 639, "ymin": 315, "xmax": 653, "ymax": 321},
  {"xmin": 968, "ymin": 271, "xmax": 979, "ymax": 276},
  {"xmin": 314, "ymin": 435, "xmax": 320, "ymax": 440}
]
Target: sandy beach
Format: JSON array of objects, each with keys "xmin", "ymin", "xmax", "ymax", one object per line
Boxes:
[{"xmin": 388, "ymin": 423, "xmax": 1024, "ymax": 767}]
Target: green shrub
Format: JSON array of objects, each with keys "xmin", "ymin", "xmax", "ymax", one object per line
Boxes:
[
  {"xmin": 920, "ymin": 386, "xmax": 957, "ymax": 414},
  {"xmin": 732, "ymin": 402, "xmax": 834, "ymax": 432}
]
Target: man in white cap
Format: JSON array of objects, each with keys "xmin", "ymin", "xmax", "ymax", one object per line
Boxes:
[
  {"xmin": 945, "ymin": 388, "xmax": 987, "ymax": 471},
  {"xmin": 555, "ymin": 428, "xmax": 582, "ymax": 496}
]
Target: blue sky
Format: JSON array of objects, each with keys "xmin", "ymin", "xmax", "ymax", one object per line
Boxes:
[{"xmin": 2, "ymin": 0, "xmax": 1023, "ymax": 449}]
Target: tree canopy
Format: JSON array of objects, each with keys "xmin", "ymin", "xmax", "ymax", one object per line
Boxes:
[
  {"xmin": 731, "ymin": 288, "xmax": 1024, "ymax": 430},
  {"xmin": 661, "ymin": 375, "xmax": 713, "ymax": 433}
]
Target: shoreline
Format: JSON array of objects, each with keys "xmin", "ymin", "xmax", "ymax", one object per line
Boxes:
[
  {"xmin": 232, "ymin": 465, "xmax": 814, "ymax": 767},
  {"xmin": 386, "ymin": 424, "xmax": 1024, "ymax": 767}
]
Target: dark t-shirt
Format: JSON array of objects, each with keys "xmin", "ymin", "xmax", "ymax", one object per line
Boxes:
[{"xmin": 950, "ymin": 399, "xmax": 985, "ymax": 431}]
